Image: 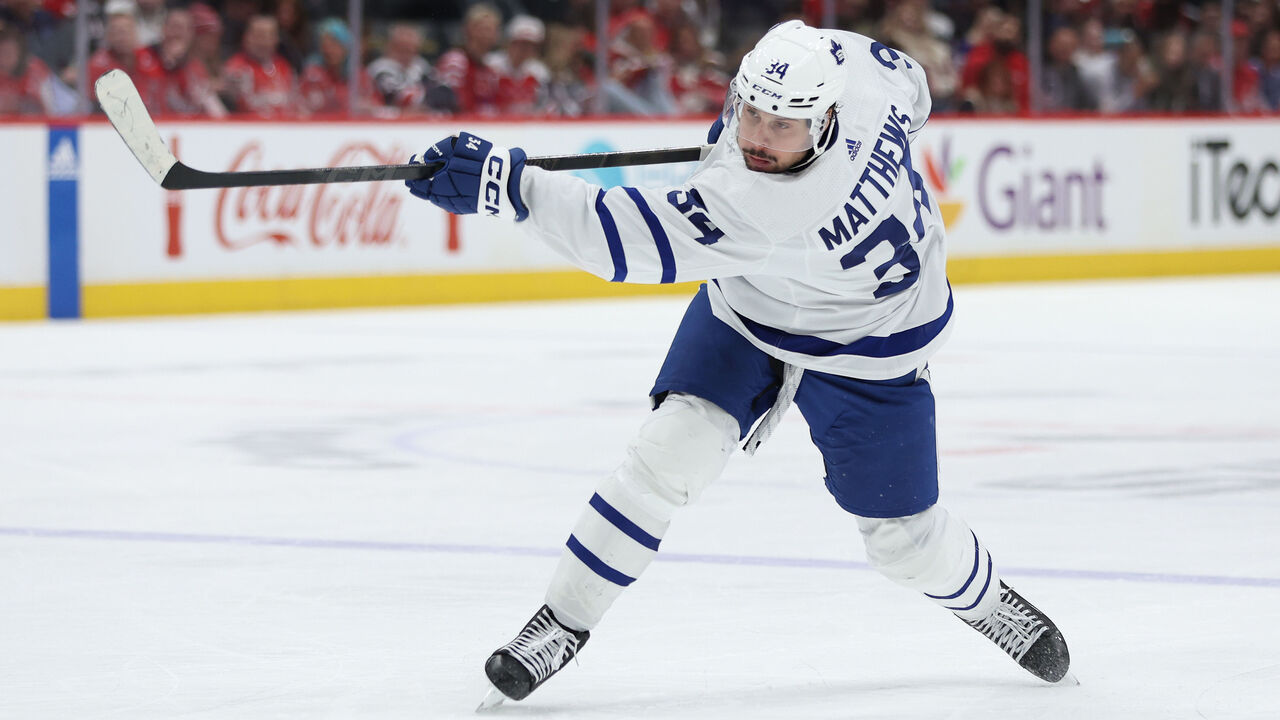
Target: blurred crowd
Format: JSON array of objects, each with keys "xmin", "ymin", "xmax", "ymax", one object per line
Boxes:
[{"xmin": 2, "ymin": 0, "xmax": 1280, "ymax": 117}]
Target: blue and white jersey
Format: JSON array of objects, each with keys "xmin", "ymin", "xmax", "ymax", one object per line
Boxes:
[{"xmin": 517, "ymin": 30, "xmax": 949, "ymax": 381}]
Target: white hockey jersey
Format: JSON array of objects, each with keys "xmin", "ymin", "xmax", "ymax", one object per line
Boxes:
[{"xmin": 518, "ymin": 31, "xmax": 949, "ymax": 381}]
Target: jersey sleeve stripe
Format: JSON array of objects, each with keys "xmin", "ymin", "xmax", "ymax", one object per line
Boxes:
[
  {"xmin": 621, "ymin": 187, "xmax": 677, "ymax": 284},
  {"xmin": 594, "ymin": 189, "xmax": 627, "ymax": 282},
  {"xmin": 717, "ymin": 281, "xmax": 954, "ymax": 359}
]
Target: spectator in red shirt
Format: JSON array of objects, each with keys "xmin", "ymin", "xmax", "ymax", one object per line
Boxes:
[
  {"xmin": 667, "ymin": 23, "xmax": 728, "ymax": 115},
  {"xmin": 487, "ymin": 14, "xmax": 549, "ymax": 115},
  {"xmin": 0, "ymin": 23, "xmax": 57, "ymax": 114},
  {"xmin": 223, "ymin": 14, "xmax": 297, "ymax": 117},
  {"xmin": 605, "ymin": 10, "xmax": 678, "ymax": 115},
  {"xmin": 88, "ymin": 8, "xmax": 163, "ymax": 107},
  {"xmin": 300, "ymin": 18, "xmax": 371, "ymax": 115},
  {"xmin": 187, "ymin": 3, "xmax": 222, "ymax": 87},
  {"xmin": 960, "ymin": 11, "xmax": 1029, "ymax": 113},
  {"xmin": 436, "ymin": 3, "xmax": 503, "ymax": 115},
  {"xmin": 1230, "ymin": 20, "xmax": 1264, "ymax": 112},
  {"xmin": 142, "ymin": 8, "xmax": 226, "ymax": 117}
]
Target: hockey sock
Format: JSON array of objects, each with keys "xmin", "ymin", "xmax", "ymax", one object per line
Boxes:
[
  {"xmin": 545, "ymin": 471, "xmax": 672, "ymax": 631},
  {"xmin": 857, "ymin": 506, "xmax": 1001, "ymax": 622}
]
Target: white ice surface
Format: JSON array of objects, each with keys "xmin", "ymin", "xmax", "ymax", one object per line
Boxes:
[{"xmin": 2, "ymin": 275, "xmax": 1279, "ymax": 719}]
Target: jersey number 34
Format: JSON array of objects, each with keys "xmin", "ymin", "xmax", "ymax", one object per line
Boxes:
[{"xmin": 667, "ymin": 189, "xmax": 724, "ymax": 245}]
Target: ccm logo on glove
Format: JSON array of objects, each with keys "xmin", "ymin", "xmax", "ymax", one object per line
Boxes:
[
  {"xmin": 405, "ymin": 132, "xmax": 529, "ymax": 222},
  {"xmin": 484, "ymin": 156, "xmax": 505, "ymax": 217}
]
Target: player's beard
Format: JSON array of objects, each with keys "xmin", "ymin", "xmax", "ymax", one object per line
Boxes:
[{"xmin": 742, "ymin": 147, "xmax": 780, "ymax": 173}]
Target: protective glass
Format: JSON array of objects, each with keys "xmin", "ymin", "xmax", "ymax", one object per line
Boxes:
[{"xmin": 733, "ymin": 99, "xmax": 815, "ymax": 154}]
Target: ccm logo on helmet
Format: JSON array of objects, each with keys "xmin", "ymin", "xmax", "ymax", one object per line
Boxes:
[
  {"xmin": 749, "ymin": 83, "xmax": 784, "ymax": 99},
  {"xmin": 483, "ymin": 156, "xmax": 505, "ymax": 216}
]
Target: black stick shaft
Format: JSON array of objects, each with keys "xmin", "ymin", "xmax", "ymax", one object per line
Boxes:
[{"xmin": 160, "ymin": 145, "xmax": 708, "ymax": 190}]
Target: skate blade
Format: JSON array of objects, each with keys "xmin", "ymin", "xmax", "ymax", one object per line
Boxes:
[
  {"xmin": 1059, "ymin": 671, "xmax": 1081, "ymax": 686},
  {"xmin": 475, "ymin": 685, "xmax": 506, "ymax": 713}
]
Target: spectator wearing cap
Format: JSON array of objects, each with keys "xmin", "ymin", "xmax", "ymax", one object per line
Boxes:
[
  {"xmin": 223, "ymin": 14, "xmax": 297, "ymax": 117},
  {"xmin": 368, "ymin": 22, "xmax": 439, "ymax": 114},
  {"xmin": 299, "ymin": 18, "xmax": 371, "ymax": 115},
  {"xmin": 436, "ymin": 3, "xmax": 503, "ymax": 115},
  {"xmin": 142, "ymin": 8, "xmax": 227, "ymax": 117},
  {"xmin": 487, "ymin": 14, "xmax": 549, "ymax": 115},
  {"xmin": 0, "ymin": 22, "xmax": 58, "ymax": 114},
  {"xmin": 89, "ymin": 4, "xmax": 164, "ymax": 107}
]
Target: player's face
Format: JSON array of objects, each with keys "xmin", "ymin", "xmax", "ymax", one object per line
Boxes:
[{"xmin": 735, "ymin": 102, "xmax": 812, "ymax": 173}]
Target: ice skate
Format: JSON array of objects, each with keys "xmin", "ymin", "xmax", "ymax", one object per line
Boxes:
[
  {"xmin": 481, "ymin": 605, "xmax": 590, "ymax": 704},
  {"xmin": 964, "ymin": 582, "xmax": 1071, "ymax": 683}
]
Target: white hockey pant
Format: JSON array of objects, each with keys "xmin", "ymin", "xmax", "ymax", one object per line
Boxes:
[
  {"xmin": 546, "ymin": 393, "xmax": 738, "ymax": 631},
  {"xmin": 856, "ymin": 506, "xmax": 1002, "ymax": 621}
]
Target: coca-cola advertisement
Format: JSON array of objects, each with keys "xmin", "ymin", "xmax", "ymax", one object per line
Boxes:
[{"xmin": 208, "ymin": 140, "xmax": 407, "ymax": 255}]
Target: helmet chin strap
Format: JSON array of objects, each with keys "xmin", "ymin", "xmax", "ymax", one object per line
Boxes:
[{"xmin": 787, "ymin": 106, "xmax": 840, "ymax": 173}]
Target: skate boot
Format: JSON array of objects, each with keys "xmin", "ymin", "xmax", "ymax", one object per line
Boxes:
[
  {"xmin": 482, "ymin": 605, "xmax": 590, "ymax": 704},
  {"xmin": 964, "ymin": 582, "xmax": 1071, "ymax": 683}
]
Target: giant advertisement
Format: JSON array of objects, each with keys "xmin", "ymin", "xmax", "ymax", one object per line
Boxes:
[{"xmin": 916, "ymin": 119, "xmax": 1280, "ymax": 257}]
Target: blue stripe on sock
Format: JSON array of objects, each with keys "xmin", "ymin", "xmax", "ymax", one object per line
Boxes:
[
  {"xmin": 926, "ymin": 531, "xmax": 980, "ymax": 601},
  {"xmin": 946, "ymin": 552, "xmax": 994, "ymax": 612},
  {"xmin": 566, "ymin": 534, "xmax": 636, "ymax": 586},
  {"xmin": 588, "ymin": 493, "xmax": 661, "ymax": 551},
  {"xmin": 594, "ymin": 189, "xmax": 627, "ymax": 282},
  {"xmin": 621, "ymin": 187, "xmax": 676, "ymax": 283}
]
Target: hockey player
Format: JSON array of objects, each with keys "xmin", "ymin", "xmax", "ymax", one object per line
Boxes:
[{"xmin": 404, "ymin": 20, "xmax": 1072, "ymax": 707}]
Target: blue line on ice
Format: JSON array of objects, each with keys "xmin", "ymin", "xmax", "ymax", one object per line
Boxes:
[{"xmin": 3, "ymin": 525, "xmax": 1279, "ymax": 589}]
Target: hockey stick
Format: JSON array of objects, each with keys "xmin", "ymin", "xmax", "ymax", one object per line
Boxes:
[{"xmin": 94, "ymin": 69, "xmax": 713, "ymax": 190}]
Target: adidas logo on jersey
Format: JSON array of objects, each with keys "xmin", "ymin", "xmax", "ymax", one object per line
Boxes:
[{"xmin": 846, "ymin": 139, "xmax": 862, "ymax": 162}]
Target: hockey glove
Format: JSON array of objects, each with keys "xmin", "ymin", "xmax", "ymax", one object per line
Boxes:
[{"xmin": 405, "ymin": 133, "xmax": 529, "ymax": 221}]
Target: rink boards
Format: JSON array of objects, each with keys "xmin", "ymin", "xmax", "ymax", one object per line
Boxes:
[{"xmin": 2, "ymin": 116, "xmax": 1279, "ymax": 319}]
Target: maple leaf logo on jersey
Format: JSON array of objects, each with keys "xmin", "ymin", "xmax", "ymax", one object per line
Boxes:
[{"xmin": 920, "ymin": 135, "xmax": 966, "ymax": 230}]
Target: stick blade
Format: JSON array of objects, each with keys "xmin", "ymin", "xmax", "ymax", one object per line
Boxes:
[{"xmin": 95, "ymin": 69, "xmax": 176, "ymax": 187}]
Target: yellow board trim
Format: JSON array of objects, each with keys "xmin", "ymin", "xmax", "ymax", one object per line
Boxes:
[
  {"xmin": 949, "ymin": 245, "xmax": 1280, "ymax": 284},
  {"xmin": 0, "ymin": 287, "xmax": 47, "ymax": 320},
  {"xmin": 15, "ymin": 244, "xmax": 1280, "ymax": 320},
  {"xmin": 82, "ymin": 270, "xmax": 702, "ymax": 318}
]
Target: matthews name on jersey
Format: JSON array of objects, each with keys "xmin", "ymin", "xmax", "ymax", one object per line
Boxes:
[{"xmin": 517, "ymin": 30, "xmax": 947, "ymax": 381}]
